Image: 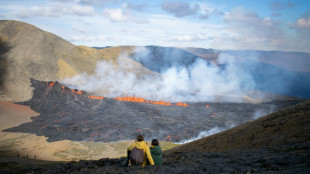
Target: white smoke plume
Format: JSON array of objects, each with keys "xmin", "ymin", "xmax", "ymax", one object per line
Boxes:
[
  {"xmin": 252, "ymin": 104, "xmax": 276, "ymax": 119},
  {"xmin": 176, "ymin": 124, "xmax": 235, "ymax": 144},
  {"xmin": 62, "ymin": 46, "xmax": 257, "ymax": 102}
]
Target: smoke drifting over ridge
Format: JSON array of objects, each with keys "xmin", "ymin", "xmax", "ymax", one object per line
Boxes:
[{"xmin": 62, "ymin": 46, "xmax": 261, "ymax": 102}]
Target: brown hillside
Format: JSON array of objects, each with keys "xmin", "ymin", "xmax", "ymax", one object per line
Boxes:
[
  {"xmin": 0, "ymin": 20, "xmax": 72, "ymax": 101},
  {"xmin": 0, "ymin": 20, "xmax": 78, "ymax": 101},
  {"xmin": 165, "ymin": 100, "xmax": 310, "ymax": 154},
  {"xmin": 0, "ymin": 20, "xmax": 151, "ymax": 102}
]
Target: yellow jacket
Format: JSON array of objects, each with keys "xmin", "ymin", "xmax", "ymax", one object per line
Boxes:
[{"xmin": 127, "ymin": 141, "xmax": 154, "ymax": 166}]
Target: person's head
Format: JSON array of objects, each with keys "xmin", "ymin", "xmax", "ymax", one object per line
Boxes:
[
  {"xmin": 137, "ymin": 135, "xmax": 144, "ymax": 142},
  {"xmin": 151, "ymin": 139, "xmax": 159, "ymax": 146}
]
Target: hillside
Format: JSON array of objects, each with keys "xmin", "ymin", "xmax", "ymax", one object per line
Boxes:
[
  {"xmin": 0, "ymin": 20, "xmax": 151, "ymax": 102},
  {"xmin": 0, "ymin": 20, "xmax": 73, "ymax": 101},
  {"xmin": 165, "ymin": 100, "xmax": 310, "ymax": 154}
]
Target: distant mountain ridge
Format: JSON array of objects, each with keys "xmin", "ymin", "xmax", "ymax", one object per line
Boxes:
[{"xmin": 0, "ymin": 20, "xmax": 309, "ymax": 101}]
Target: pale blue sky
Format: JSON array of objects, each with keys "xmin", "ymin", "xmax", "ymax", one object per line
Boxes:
[{"xmin": 1, "ymin": 0, "xmax": 310, "ymax": 52}]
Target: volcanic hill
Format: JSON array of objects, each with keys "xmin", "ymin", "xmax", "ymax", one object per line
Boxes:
[{"xmin": 0, "ymin": 20, "xmax": 151, "ymax": 102}]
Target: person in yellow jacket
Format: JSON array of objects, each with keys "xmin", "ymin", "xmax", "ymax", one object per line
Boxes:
[{"xmin": 127, "ymin": 135, "xmax": 154, "ymax": 167}]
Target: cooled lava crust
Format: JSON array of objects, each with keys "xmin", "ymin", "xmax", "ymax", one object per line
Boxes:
[{"xmin": 4, "ymin": 79, "xmax": 303, "ymax": 142}]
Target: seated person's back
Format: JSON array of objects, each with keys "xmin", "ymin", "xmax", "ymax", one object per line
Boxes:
[
  {"xmin": 150, "ymin": 139, "xmax": 162, "ymax": 165},
  {"xmin": 127, "ymin": 135, "xmax": 154, "ymax": 166}
]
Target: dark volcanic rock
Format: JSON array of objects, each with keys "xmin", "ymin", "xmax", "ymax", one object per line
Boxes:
[
  {"xmin": 1, "ymin": 141, "xmax": 309, "ymax": 173},
  {"xmin": 4, "ymin": 79, "xmax": 303, "ymax": 142}
]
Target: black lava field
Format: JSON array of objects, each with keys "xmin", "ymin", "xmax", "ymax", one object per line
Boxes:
[{"xmin": 4, "ymin": 79, "xmax": 303, "ymax": 143}]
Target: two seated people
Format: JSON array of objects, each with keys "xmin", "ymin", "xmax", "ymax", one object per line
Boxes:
[{"xmin": 127, "ymin": 135, "xmax": 162, "ymax": 166}]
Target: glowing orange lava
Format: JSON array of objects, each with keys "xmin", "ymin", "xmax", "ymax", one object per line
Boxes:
[
  {"xmin": 88, "ymin": 96, "xmax": 104, "ymax": 100},
  {"xmin": 114, "ymin": 96, "xmax": 145, "ymax": 102},
  {"xmin": 149, "ymin": 100, "xmax": 171, "ymax": 106},
  {"xmin": 112, "ymin": 96, "xmax": 191, "ymax": 107},
  {"xmin": 48, "ymin": 82, "xmax": 55, "ymax": 87},
  {"xmin": 71, "ymin": 89, "xmax": 83, "ymax": 95},
  {"xmin": 59, "ymin": 85, "xmax": 188, "ymax": 107},
  {"xmin": 176, "ymin": 102, "xmax": 188, "ymax": 106},
  {"xmin": 114, "ymin": 96, "xmax": 172, "ymax": 106}
]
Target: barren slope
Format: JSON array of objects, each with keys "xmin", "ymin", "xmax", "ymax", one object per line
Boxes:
[
  {"xmin": 165, "ymin": 100, "xmax": 310, "ymax": 154},
  {"xmin": 0, "ymin": 20, "xmax": 74, "ymax": 101},
  {"xmin": 0, "ymin": 20, "xmax": 151, "ymax": 102}
]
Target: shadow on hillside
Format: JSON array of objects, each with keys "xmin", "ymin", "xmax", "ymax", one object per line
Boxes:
[
  {"xmin": 0, "ymin": 141, "xmax": 309, "ymax": 173},
  {"xmin": 0, "ymin": 39, "xmax": 11, "ymax": 89}
]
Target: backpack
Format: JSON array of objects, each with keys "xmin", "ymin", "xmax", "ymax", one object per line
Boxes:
[{"xmin": 130, "ymin": 147, "xmax": 144, "ymax": 165}]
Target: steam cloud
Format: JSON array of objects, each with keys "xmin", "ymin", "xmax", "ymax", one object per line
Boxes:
[
  {"xmin": 62, "ymin": 46, "xmax": 258, "ymax": 102},
  {"xmin": 177, "ymin": 125, "xmax": 235, "ymax": 144},
  {"xmin": 59, "ymin": 46, "xmax": 307, "ymax": 142}
]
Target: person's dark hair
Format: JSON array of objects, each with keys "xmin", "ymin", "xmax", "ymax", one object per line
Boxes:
[
  {"xmin": 151, "ymin": 139, "xmax": 159, "ymax": 146},
  {"xmin": 137, "ymin": 135, "xmax": 144, "ymax": 142}
]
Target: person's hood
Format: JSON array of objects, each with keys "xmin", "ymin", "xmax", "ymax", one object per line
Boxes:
[{"xmin": 134, "ymin": 141, "xmax": 148, "ymax": 149}]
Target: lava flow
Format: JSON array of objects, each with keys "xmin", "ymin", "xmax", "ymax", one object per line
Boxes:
[
  {"xmin": 114, "ymin": 96, "xmax": 145, "ymax": 103},
  {"xmin": 176, "ymin": 102, "xmax": 188, "ymax": 106},
  {"xmin": 148, "ymin": 100, "xmax": 171, "ymax": 106},
  {"xmin": 8, "ymin": 79, "xmax": 300, "ymax": 143},
  {"xmin": 88, "ymin": 96, "xmax": 104, "ymax": 100},
  {"xmin": 71, "ymin": 89, "xmax": 82, "ymax": 95},
  {"xmin": 48, "ymin": 82, "xmax": 55, "ymax": 87},
  {"xmin": 113, "ymin": 96, "xmax": 190, "ymax": 106},
  {"xmin": 55, "ymin": 81, "xmax": 187, "ymax": 107}
]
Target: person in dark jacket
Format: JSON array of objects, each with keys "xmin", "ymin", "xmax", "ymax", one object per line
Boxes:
[{"xmin": 150, "ymin": 139, "xmax": 162, "ymax": 165}]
